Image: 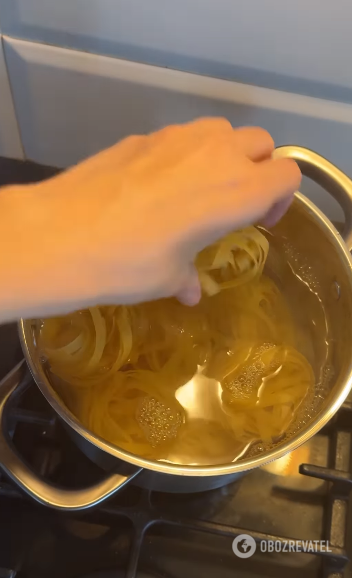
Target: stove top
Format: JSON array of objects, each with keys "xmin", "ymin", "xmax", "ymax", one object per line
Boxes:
[{"xmin": 0, "ymin": 157, "xmax": 351, "ymax": 578}]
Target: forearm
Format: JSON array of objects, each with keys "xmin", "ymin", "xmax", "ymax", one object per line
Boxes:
[
  {"xmin": 0, "ymin": 183, "xmax": 55, "ymax": 321},
  {"xmin": 0, "ymin": 182, "xmax": 93, "ymax": 321},
  {"xmin": 0, "ymin": 181, "xmax": 144, "ymax": 322}
]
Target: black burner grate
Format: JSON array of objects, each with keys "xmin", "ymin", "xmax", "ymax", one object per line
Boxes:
[{"xmin": 0, "ymin": 368, "xmax": 351, "ymax": 578}]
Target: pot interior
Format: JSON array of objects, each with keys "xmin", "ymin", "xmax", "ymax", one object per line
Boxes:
[{"xmin": 20, "ymin": 193, "xmax": 352, "ymax": 475}]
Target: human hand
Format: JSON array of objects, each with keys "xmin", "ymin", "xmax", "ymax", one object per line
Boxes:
[{"xmin": 1, "ymin": 118, "xmax": 301, "ymax": 319}]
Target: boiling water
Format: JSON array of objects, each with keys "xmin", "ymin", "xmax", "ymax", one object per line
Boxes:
[
  {"xmin": 134, "ymin": 230, "xmax": 332, "ymax": 466},
  {"xmin": 44, "ymin": 230, "xmax": 332, "ymax": 467},
  {"xmin": 245, "ymin": 231, "xmax": 333, "ymax": 459}
]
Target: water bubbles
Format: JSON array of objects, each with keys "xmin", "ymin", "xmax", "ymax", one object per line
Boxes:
[
  {"xmin": 136, "ymin": 397, "xmax": 183, "ymax": 448},
  {"xmin": 283, "ymin": 242, "xmax": 320, "ymax": 292},
  {"xmin": 246, "ymin": 374, "xmax": 321, "ymax": 458},
  {"xmin": 316, "ymin": 364, "xmax": 335, "ymax": 396},
  {"xmin": 227, "ymin": 343, "xmax": 277, "ymax": 400}
]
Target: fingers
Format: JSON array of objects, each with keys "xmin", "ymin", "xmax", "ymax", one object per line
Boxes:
[
  {"xmin": 175, "ymin": 157, "xmax": 298, "ymax": 304},
  {"xmin": 262, "ymin": 195, "xmax": 294, "ymax": 228},
  {"xmin": 185, "ymin": 120, "xmax": 275, "ymax": 162},
  {"xmin": 155, "ymin": 118, "xmax": 274, "ymax": 163},
  {"xmin": 175, "ymin": 263, "xmax": 202, "ymax": 306},
  {"xmin": 254, "ymin": 157, "xmax": 301, "ymax": 203},
  {"xmin": 154, "ymin": 117, "xmax": 232, "ymax": 145},
  {"xmin": 186, "ymin": 121, "xmax": 275, "ymax": 162},
  {"xmin": 217, "ymin": 157, "xmax": 300, "ymax": 222},
  {"xmin": 188, "ymin": 157, "xmax": 300, "ymax": 249},
  {"xmin": 182, "ymin": 117, "xmax": 233, "ymax": 135},
  {"xmin": 175, "ymin": 156, "xmax": 299, "ymax": 304},
  {"xmin": 225, "ymin": 157, "xmax": 301, "ymax": 224},
  {"xmin": 231, "ymin": 126, "xmax": 275, "ymax": 162}
]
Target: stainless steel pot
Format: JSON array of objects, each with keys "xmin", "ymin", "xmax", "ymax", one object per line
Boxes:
[{"xmin": 1, "ymin": 145, "xmax": 352, "ymax": 510}]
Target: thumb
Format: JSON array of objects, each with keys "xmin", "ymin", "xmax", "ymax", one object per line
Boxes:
[
  {"xmin": 261, "ymin": 194, "xmax": 294, "ymax": 228},
  {"xmin": 176, "ymin": 263, "xmax": 202, "ymax": 306}
]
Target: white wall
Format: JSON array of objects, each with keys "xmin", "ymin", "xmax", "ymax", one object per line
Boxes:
[
  {"xmin": 0, "ymin": 37, "xmax": 23, "ymax": 158},
  {"xmin": 0, "ymin": 0, "xmax": 352, "ymax": 102},
  {"xmin": 1, "ymin": 1, "xmax": 352, "ymax": 222},
  {"xmin": 5, "ymin": 36, "xmax": 352, "ymax": 221}
]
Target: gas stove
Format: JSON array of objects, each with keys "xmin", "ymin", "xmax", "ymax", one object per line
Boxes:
[{"xmin": 0, "ymin": 157, "xmax": 351, "ymax": 578}]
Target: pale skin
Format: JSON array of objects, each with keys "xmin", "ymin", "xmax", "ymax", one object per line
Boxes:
[{"xmin": 0, "ymin": 117, "xmax": 301, "ymax": 322}]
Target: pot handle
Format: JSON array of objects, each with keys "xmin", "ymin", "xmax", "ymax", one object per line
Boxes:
[
  {"xmin": 274, "ymin": 146, "xmax": 352, "ymax": 251},
  {"xmin": 0, "ymin": 360, "xmax": 142, "ymax": 510}
]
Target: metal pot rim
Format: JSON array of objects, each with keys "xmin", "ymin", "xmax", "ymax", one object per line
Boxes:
[{"xmin": 19, "ymin": 189, "xmax": 352, "ymax": 477}]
